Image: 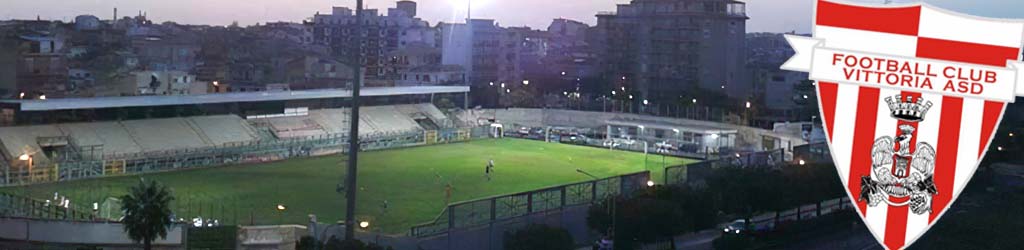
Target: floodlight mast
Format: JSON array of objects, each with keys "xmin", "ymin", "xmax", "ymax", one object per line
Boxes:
[{"xmin": 344, "ymin": 0, "xmax": 365, "ymax": 241}]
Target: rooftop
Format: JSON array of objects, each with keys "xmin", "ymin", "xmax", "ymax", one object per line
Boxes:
[{"xmin": 4, "ymin": 86, "xmax": 469, "ymax": 111}]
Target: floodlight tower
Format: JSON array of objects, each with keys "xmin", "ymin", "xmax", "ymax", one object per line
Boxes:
[{"xmin": 344, "ymin": 0, "xmax": 365, "ymax": 241}]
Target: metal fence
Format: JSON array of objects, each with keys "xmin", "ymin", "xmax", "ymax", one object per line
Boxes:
[
  {"xmin": 664, "ymin": 149, "xmax": 786, "ymax": 186},
  {"xmin": 0, "ymin": 192, "xmax": 97, "ymax": 221},
  {"xmin": 0, "ymin": 127, "xmax": 489, "ymax": 187},
  {"xmin": 748, "ymin": 197, "xmax": 853, "ymax": 231},
  {"xmin": 410, "ymin": 171, "xmax": 651, "ymax": 238}
]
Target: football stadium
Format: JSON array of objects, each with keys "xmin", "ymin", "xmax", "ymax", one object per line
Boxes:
[{"xmin": 0, "ymin": 86, "xmax": 801, "ymax": 242}]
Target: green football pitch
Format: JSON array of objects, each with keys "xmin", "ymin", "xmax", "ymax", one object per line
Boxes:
[{"xmin": 1, "ymin": 138, "xmax": 694, "ymax": 233}]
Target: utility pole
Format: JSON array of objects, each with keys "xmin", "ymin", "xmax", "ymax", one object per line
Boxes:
[{"xmin": 344, "ymin": 0, "xmax": 365, "ymax": 241}]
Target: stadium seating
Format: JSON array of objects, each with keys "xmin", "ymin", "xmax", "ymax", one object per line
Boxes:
[
  {"xmin": 187, "ymin": 115, "xmax": 259, "ymax": 146},
  {"xmin": 308, "ymin": 108, "xmax": 350, "ymax": 135},
  {"xmin": 58, "ymin": 122, "xmax": 143, "ymax": 155},
  {"xmin": 0, "ymin": 104, "xmax": 450, "ymax": 163},
  {"xmin": 396, "ymin": 104, "xmax": 451, "ymax": 128},
  {"xmin": 361, "ymin": 106, "xmax": 423, "ymax": 135},
  {"xmin": 264, "ymin": 116, "xmax": 328, "ymax": 139},
  {"xmin": 121, "ymin": 118, "xmax": 211, "ymax": 153},
  {"xmin": 0, "ymin": 125, "xmax": 63, "ymax": 165}
]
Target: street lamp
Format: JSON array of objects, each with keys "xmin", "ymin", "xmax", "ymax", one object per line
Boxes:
[
  {"xmin": 522, "ymin": 80, "xmax": 529, "ymax": 85},
  {"xmin": 18, "ymin": 153, "xmax": 32, "ymax": 170},
  {"xmin": 745, "ymin": 101, "xmax": 751, "ymax": 109},
  {"xmin": 611, "ymin": 90, "xmax": 616, "ymax": 95},
  {"xmin": 489, "ymin": 82, "xmax": 494, "ymax": 86},
  {"xmin": 359, "ymin": 221, "xmax": 370, "ymax": 229},
  {"xmin": 276, "ymin": 204, "xmax": 287, "ymax": 225},
  {"xmin": 38, "ymin": 95, "xmax": 46, "ymax": 100},
  {"xmin": 18, "ymin": 92, "xmax": 25, "ymax": 99},
  {"xmin": 643, "ymin": 99, "xmax": 649, "ymax": 105},
  {"xmin": 692, "ymin": 98, "xmax": 697, "ymax": 104},
  {"xmin": 646, "ymin": 180, "xmax": 655, "ymax": 187}
]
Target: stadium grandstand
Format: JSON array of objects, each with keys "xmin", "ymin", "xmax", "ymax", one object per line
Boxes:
[{"xmin": 0, "ymin": 86, "xmax": 471, "ymax": 186}]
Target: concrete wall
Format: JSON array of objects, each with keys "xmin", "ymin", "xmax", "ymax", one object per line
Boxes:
[{"xmin": 0, "ymin": 218, "xmax": 184, "ymax": 247}]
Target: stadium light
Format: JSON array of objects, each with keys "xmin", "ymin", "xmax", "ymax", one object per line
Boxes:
[{"xmin": 359, "ymin": 221, "xmax": 370, "ymax": 229}]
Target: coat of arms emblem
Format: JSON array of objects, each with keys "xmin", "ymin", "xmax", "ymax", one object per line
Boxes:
[{"xmin": 783, "ymin": 1, "xmax": 1024, "ymax": 249}]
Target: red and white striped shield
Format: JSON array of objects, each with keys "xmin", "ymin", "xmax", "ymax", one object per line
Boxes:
[{"xmin": 783, "ymin": 1, "xmax": 1024, "ymax": 249}]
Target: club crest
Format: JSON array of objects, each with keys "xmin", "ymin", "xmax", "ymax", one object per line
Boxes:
[{"xmin": 783, "ymin": 1, "xmax": 1024, "ymax": 249}]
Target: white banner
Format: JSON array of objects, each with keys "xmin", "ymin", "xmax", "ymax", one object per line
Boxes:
[{"xmin": 782, "ymin": 35, "xmax": 1024, "ymax": 103}]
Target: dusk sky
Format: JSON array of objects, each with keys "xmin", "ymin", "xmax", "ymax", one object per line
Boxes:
[{"xmin": 2, "ymin": 0, "xmax": 1023, "ymax": 33}]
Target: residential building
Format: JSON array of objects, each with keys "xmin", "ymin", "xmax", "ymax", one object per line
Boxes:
[
  {"xmin": 285, "ymin": 56, "xmax": 354, "ymax": 90},
  {"xmin": 129, "ymin": 70, "xmax": 201, "ymax": 95},
  {"xmin": 386, "ymin": 43, "xmax": 441, "ymax": 78},
  {"xmin": 398, "ymin": 65, "xmax": 465, "ymax": 86},
  {"xmin": 311, "ymin": 1, "xmax": 432, "ymax": 80},
  {"xmin": 594, "ymin": 0, "xmax": 749, "ymax": 102},
  {"xmin": 441, "ymin": 19, "xmax": 519, "ymax": 106}
]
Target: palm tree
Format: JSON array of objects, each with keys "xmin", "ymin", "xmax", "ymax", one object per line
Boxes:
[{"xmin": 121, "ymin": 178, "xmax": 175, "ymax": 250}]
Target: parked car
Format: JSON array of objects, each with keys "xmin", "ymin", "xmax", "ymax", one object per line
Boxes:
[{"xmin": 723, "ymin": 219, "xmax": 749, "ymax": 235}]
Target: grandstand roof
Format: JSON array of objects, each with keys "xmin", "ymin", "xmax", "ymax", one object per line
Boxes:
[{"xmin": 3, "ymin": 86, "xmax": 469, "ymax": 111}]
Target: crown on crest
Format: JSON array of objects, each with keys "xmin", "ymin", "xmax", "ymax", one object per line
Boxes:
[{"xmin": 885, "ymin": 95, "xmax": 933, "ymax": 122}]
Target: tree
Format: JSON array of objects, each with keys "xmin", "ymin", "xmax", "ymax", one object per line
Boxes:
[
  {"xmin": 587, "ymin": 187, "xmax": 692, "ymax": 250},
  {"xmin": 504, "ymin": 224, "xmax": 574, "ymax": 250},
  {"xmin": 121, "ymin": 179, "xmax": 175, "ymax": 250}
]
